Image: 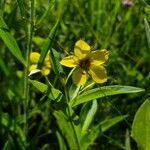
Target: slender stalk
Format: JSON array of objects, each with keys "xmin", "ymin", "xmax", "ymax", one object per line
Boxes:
[
  {"xmin": 24, "ymin": 0, "xmax": 35, "ymax": 138},
  {"xmin": 64, "ymin": 86, "xmax": 80, "ymax": 150}
]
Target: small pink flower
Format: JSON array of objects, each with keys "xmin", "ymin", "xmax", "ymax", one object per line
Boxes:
[{"xmin": 122, "ymin": 0, "xmax": 133, "ymax": 7}]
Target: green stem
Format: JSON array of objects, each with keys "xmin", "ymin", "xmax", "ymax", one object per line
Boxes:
[
  {"xmin": 24, "ymin": 0, "xmax": 35, "ymax": 138},
  {"xmin": 64, "ymin": 86, "xmax": 80, "ymax": 150}
]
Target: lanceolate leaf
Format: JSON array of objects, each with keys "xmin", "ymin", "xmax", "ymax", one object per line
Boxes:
[
  {"xmin": 2, "ymin": 140, "xmax": 11, "ymax": 150},
  {"xmin": 16, "ymin": 0, "xmax": 26, "ymax": 18},
  {"xmin": 131, "ymin": 99, "xmax": 150, "ymax": 150},
  {"xmin": 81, "ymin": 115, "xmax": 126, "ymax": 150},
  {"xmin": 54, "ymin": 110, "xmax": 81, "ymax": 150},
  {"xmin": 29, "ymin": 79, "xmax": 62, "ymax": 101},
  {"xmin": 37, "ymin": 0, "xmax": 55, "ymax": 25},
  {"xmin": 0, "ymin": 113, "xmax": 26, "ymax": 144},
  {"xmin": 144, "ymin": 18, "xmax": 150, "ymax": 51},
  {"xmin": 81, "ymin": 100, "xmax": 98, "ymax": 136},
  {"xmin": 56, "ymin": 131, "xmax": 67, "ymax": 150},
  {"xmin": 0, "ymin": 17, "xmax": 25, "ymax": 65},
  {"xmin": 38, "ymin": 20, "xmax": 59, "ymax": 69},
  {"xmin": 71, "ymin": 85, "xmax": 144, "ymax": 107},
  {"xmin": 99, "ymin": 115, "xmax": 127, "ymax": 133},
  {"xmin": 50, "ymin": 48, "xmax": 63, "ymax": 75},
  {"xmin": 0, "ymin": 58, "xmax": 10, "ymax": 76}
]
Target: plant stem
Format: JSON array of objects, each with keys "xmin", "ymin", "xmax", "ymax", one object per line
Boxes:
[
  {"xmin": 24, "ymin": 0, "xmax": 35, "ymax": 138},
  {"xmin": 64, "ymin": 86, "xmax": 80, "ymax": 150}
]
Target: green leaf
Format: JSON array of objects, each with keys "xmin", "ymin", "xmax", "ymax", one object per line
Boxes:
[
  {"xmin": 0, "ymin": 112, "xmax": 26, "ymax": 144},
  {"xmin": 32, "ymin": 36, "xmax": 45, "ymax": 46},
  {"xmin": 131, "ymin": 99, "xmax": 150, "ymax": 150},
  {"xmin": 71, "ymin": 85, "xmax": 144, "ymax": 106},
  {"xmin": 2, "ymin": 141, "xmax": 11, "ymax": 150},
  {"xmin": 0, "ymin": 58, "xmax": 10, "ymax": 76},
  {"xmin": 56, "ymin": 131, "xmax": 67, "ymax": 150},
  {"xmin": 81, "ymin": 115, "xmax": 126, "ymax": 150},
  {"xmin": 69, "ymin": 84, "xmax": 81, "ymax": 100},
  {"xmin": 37, "ymin": 0, "xmax": 55, "ymax": 25},
  {"xmin": 144, "ymin": 18, "xmax": 150, "ymax": 51},
  {"xmin": 80, "ymin": 100, "xmax": 98, "ymax": 136},
  {"xmin": 0, "ymin": 17, "xmax": 26, "ymax": 65},
  {"xmin": 54, "ymin": 109, "xmax": 81, "ymax": 150},
  {"xmin": 143, "ymin": 0, "xmax": 150, "ymax": 5},
  {"xmin": 38, "ymin": 20, "xmax": 59, "ymax": 69},
  {"xmin": 50, "ymin": 48, "xmax": 63, "ymax": 75},
  {"xmin": 16, "ymin": 0, "xmax": 26, "ymax": 18},
  {"xmin": 29, "ymin": 79, "xmax": 62, "ymax": 100},
  {"xmin": 80, "ymin": 123, "xmax": 101, "ymax": 150},
  {"xmin": 100, "ymin": 115, "xmax": 127, "ymax": 133}
]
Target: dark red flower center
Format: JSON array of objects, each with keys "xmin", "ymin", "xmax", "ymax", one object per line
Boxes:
[{"xmin": 79, "ymin": 58, "xmax": 91, "ymax": 71}]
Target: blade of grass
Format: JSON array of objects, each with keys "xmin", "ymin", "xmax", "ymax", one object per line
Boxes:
[
  {"xmin": 38, "ymin": 20, "xmax": 59, "ymax": 70},
  {"xmin": 0, "ymin": 0, "xmax": 4, "ymax": 16},
  {"xmin": 144, "ymin": 18, "xmax": 150, "ymax": 51},
  {"xmin": 0, "ymin": 17, "xmax": 26, "ymax": 65},
  {"xmin": 73, "ymin": 0, "xmax": 101, "ymax": 45},
  {"xmin": 0, "ymin": 112, "xmax": 26, "ymax": 146},
  {"xmin": 2, "ymin": 141, "xmax": 11, "ymax": 150},
  {"xmin": 16, "ymin": 0, "xmax": 26, "ymax": 18},
  {"xmin": 0, "ymin": 58, "xmax": 10, "ymax": 76},
  {"xmin": 36, "ymin": 0, "xmax": 55, "ymax": 25}
]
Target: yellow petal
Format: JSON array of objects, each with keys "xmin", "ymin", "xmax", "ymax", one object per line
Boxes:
[
  {"xmin": 91, "ymin": 49, "xmax": 109, "ymax": 65},
  {"xmin": 44, "ymin": 53, "xmax": 51, "ymax": 67},
  {"xmin": 45, "ymin": 54, "xmax": 50, "ymax": 62},
  {"xmin": 74, "ymin": 40, "xmax": 91, "ymax": 60},
  {"xmin": 60, "ymin": 56, "xmax": 78, "ymax": 67},
  {"xmin": 42, "ymin": 67, "xmax": 50, "ymax": 76},
  {"xmin": 44, "ymin": 58, "xmax": 51, "ymax": 67},
  {"xmin": 29, "ymin": 64, "xmax": 37, "ymax": 72},
  {"xmin": 72, "ymin": 68, "xmax": 87, "ymax": 86},
  {"xmin": 30, "ymin": 52, "xmax": 40, "ymax": 63},
  {"xmin": 89, "ymin": 65, "xmax": 107, "ymax": 83},
  {"xmin": 45, "ymin": 61, "xmax": 51, "ymax": 68}
]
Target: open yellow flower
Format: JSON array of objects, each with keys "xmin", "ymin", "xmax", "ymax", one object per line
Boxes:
[
  {"xmin": 29, "ymin": 52, "xmax": 51, "ymax": 76},
  {"xmin": 60, "ymin": 40, "xmax": 109, "ymax": 85}
]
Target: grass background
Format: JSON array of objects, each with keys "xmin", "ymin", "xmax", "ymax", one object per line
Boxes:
[{"xmin": 0, "ymin": 0, "xmax": 150, "ymax": 149}]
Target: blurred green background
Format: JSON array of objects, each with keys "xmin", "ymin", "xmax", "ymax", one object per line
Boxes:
[{"xmin": 0, "ymin": 0, "xmax": 150, "ymax": 149}]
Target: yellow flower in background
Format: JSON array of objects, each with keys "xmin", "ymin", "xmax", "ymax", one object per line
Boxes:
[
  {"xmin": 29, "ymin": 52, "xmax": 51, "ymax": 76},
  {"xmin": 60, "ymin": 40, "xmax": 109, "ymax": 85}
]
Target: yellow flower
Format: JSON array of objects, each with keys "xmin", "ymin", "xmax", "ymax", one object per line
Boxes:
[
  {"xmin": 29, "ymin": 52, "xmax": 51, "ymax": 76},
  {"xmin": 60, "ymin": 40, "xmax": 109, "ymax": 85}
]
